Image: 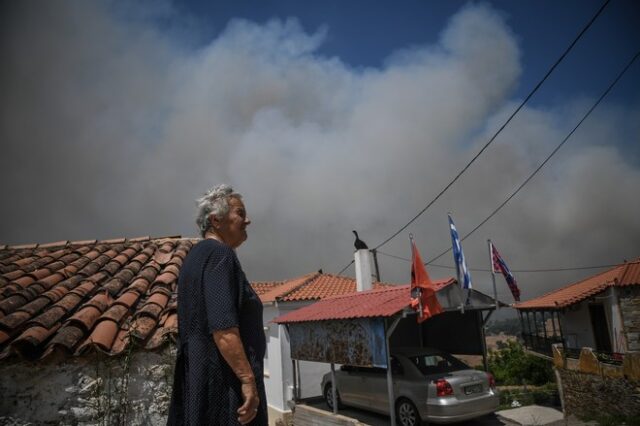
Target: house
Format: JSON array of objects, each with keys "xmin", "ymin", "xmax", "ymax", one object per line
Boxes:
[
  {"xmin": 0, "ymin": 236, "xmax": 392, "ymax": 425},
  {"xmin": 514, "ymin": 259, "xmax": 640, "ymax": 357},
  {"xmin": 513, "ymin": 259, "xmax": 640, "ymax": 419},
  {"xmin": 254, "ymin": 271, "xmax": 393, "ymax": 422},
  {"xmin": 272, "ymin": 266, "xmax": 503, "ymax": 425}
]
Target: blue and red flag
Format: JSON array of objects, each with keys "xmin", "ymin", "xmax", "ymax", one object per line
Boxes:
[{"xmin": 491, "ymin": 243, "xmax": 521, "ymax": 302}]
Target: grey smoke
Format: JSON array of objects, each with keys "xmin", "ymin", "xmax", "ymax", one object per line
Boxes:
[{"xmin": 1, "ymin": 1, "xmax": 639, "ymax": 301}]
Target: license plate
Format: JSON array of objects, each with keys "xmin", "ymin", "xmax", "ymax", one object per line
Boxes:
[{"xmin": 464, "ymin": 384, "xmax": 483, "ymax": 395}]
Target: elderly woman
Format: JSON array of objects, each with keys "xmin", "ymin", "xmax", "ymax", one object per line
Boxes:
[{"xmin": 168, "ymin": 184, "xmax": 267, "ymax": 425}]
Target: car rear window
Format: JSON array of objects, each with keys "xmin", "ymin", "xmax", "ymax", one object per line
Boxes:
[{"xmin": 407, "ymin": 353, "xmax": 469, "ymax": 375}]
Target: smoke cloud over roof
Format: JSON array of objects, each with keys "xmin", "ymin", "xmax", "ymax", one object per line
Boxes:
[{"xmin": 2, "ymin": 1, "xmax": 639, "ymax": 300}]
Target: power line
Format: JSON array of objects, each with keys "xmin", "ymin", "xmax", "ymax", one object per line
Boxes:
[
  {"xmin": 425, "ymin": 48, "xmax": 640, "ymax": 264},
  {"xmin": 371, "ymin": 0, "xmax": 611, "ymax": 251},
  {"xmin": 377, "ymin": 250, "xmax": 632, "ymax": 274},
  {"xmin": 337, "ymin": 259, "xmax": 354, "ymax": 275}
]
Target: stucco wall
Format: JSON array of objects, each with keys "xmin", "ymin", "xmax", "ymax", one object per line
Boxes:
[
  {"xmin": 619, "ymin": 286, "xmax": 640, "ymax": 351},
  {"xmin": 560, "ymin": 302, "xmax": 595, "ymax": 348},
  {"xmin": 0, "ymin": 346, "xmax": 176, "ymax": 425}
]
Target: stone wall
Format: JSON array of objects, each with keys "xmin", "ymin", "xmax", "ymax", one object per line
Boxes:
[
  {"xmin": 619, "ymin": 286, "xmax": 640, "ymax": 351},
  {"xmin": 0, "ymin": 346, "xmax": 176, "ymax": 425},
  {"xmin": 552, "ymin": 345, "xmax": 640, "ymax": 419},
  {"xmin": 558, "ymin": 368, "xmax": 640, "ymax": 418}
]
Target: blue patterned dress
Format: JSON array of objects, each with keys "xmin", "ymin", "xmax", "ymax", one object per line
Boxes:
[{"xmin": 168, "ymin": 239, "xmax": 267, "ymax": 425}]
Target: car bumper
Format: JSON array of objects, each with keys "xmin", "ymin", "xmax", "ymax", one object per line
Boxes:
[{"xmin": 419, "ymin": 391, "xmax": 500, "ymax": 424}]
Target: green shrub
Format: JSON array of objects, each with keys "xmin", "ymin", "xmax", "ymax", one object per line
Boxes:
[{"xmin": 487, "ymin": 340, "xmax": 553, "ymax": 386}]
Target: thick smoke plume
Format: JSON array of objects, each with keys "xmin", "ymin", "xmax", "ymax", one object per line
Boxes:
[{"xmin": 1, "ymin": 1, "xmax": 639, "ymax": 300}]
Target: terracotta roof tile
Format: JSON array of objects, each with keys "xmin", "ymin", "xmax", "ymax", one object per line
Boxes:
[
  {"xmin": 0, "ymin": 310, "xmax": 32, "ymax": 330},
  {"xmin": 28, "ymin": 269, "xmax": 51, "ymax": 280},
  {"xmin": 0, "ymin": 294, "xmax": 28, "ymax": 315},
  {"xmin": 19, "ymin": 297, "xmax": 51, "ymax": 316},
  {"xmin": 82, "ymin": 319, "xmax": 119, "ymax": 352},
  {"xmin": 100, "ymin": 304, "xmax": 130, "ymax": 324},
  {"xmin": 68, "ymin": 306, "xmax": 102, "ymax": 332},
  {"xmin": 277, "ymin": 273, "xmax": 393, "ymax": 302},
  {"xmin": 3, "ymin": 270, "xmax": 25, "ymax": 281},
  {"xmin": 54, "ymin": 293, "xmax": 83, "ymax": 313},
  {"xmin": 44, "ymin": 324, "xmax": 85, "ymax": 355},
  {"xmin": 115, "ymin": 291, "xmax": 140, "ymax": 309},
  {"xmin": 39, "ymin": 273, "xmax": 65, "ymax": 289},
  {"xmin": 11, "ymin": 324, "xmax": 60, "ymax": 359},
  {"xmin": 129, "ymin": 236, "xmax": 151, "ymax": 243},
  {"xmin": 0, "ymin": 330, "xmax": 11, "ymax": 345},
  {"xmin": 1, "ymin": 236, "xmax": 398, "ymax": 361},
  {"xmin": 14, "ymin": 276, "xmax": 36, "ymax": 288},
  {"xmin": 30, "ymin": 306, "xmax": 67, "ymax": 329},
  {"xmin": 70, "ymin": 239, "xmax": 97, "ymax": 246},
  {"xmin": 38, "ymin": 241, "xmax": 69, "ymax": 249},
  {"xmin": 131, "ymin": 316, "xmax": 157, "ymax": 340},
  {"xmin": 111, "ymin": 328, "xmax": 131, "ymax": 355},
  {"xmin": 85, "ymin": 291, "xmax": 113, "ymax": 312},
  {"xmin": 515, "ymin": 259, "xmax": 640, "ymax": 310}
]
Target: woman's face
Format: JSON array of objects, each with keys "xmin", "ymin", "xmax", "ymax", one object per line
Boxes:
[{"xmin": 213, "ymin": 197, "xmax": 251, "ymax": 248}]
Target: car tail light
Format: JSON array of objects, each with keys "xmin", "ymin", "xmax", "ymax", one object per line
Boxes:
[
  {"xmin": 433, "ymin": 378, "xmax": 454, "ymax": 397},
  {"xmin": 487, "ymin": 373, "xmax": 496, "ymax": 389}
]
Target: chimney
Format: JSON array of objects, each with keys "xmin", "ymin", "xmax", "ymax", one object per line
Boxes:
[{"xmin": 354, "ymin": 249, "xmax": 373, "ymax": 292}]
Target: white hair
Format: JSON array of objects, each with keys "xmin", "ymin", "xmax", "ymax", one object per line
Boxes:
[{"xmin": 195, "ymin": 184, "xmax": 242, "ymax": 237}]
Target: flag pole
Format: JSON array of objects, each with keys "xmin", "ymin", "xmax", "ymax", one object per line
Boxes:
[
  {"xmin": 488, "ymin": 239, "xmax": 498, "ymax": 311},
  {"xmin": 409, "ymin": 234, "xmax": 423, "ymax": 320},
  {"xmin": 448, "ymin": 213, "xmax": 465, "ymax": 314}
]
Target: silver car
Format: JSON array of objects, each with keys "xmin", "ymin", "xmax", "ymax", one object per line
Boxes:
[{"xmin": 321, "ymin": 348, "xmax": 499, "ymax": 425}]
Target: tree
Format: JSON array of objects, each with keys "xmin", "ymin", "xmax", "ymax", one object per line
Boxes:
[{"xmin": 488, "ymin": 340, "xmax": 553, "ymax": 386}]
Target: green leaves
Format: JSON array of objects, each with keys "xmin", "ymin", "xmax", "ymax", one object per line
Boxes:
[{"xmin": 488, "ymin": 340, "xmax": 553, "ymax": 386}]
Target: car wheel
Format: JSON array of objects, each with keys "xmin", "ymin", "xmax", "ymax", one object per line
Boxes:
[
  {"xmin": 324, "ymin": 382, "xmax": 342, "ymax": 410},
  {"xmin": 396, "ymin": 398, "xmax": 421, "ymax": 426}
]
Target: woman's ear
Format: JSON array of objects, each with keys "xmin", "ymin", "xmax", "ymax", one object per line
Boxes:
[{"xmin": 209, "ymin": 214, "xmax": 218, "ymax": 230}]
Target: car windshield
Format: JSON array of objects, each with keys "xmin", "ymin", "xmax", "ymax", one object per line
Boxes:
[{"xmin": 407, "ymin": 352, "xmax": 470, "ymax": 376}]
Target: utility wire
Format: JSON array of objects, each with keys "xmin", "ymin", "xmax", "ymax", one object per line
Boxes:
[
  {"xmin": 337, "ymin": 259, "xmax": 354, "ymax": 275},
  {"xmin": 371, "ymin": 0, "xmax": 611, "ymax": 252},
  {"xmin": 425, "ymin": 48, "xmax": 640, "ymax": 264},
  {"xmin": 377, "ymin": 250, "xmax": 634, "ymax": 274}
]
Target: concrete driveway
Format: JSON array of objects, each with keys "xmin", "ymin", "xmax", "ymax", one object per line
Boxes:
[
  {"xmin": 300, "ymin": 399, "xmax": 595, "ymax": 426},
  {"xmin": 302, "ymin": 397, "xmax": 511, "ymax": 425}
]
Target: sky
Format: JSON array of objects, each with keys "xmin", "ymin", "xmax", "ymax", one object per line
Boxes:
[{"xmin": 1, "ymin": 0, "xmax": 639, "ymax": 305}]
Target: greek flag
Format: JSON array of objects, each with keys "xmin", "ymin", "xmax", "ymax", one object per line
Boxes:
[{"xmin": 448, "ymin": 214, "xmax": 472, "ymax": 290}]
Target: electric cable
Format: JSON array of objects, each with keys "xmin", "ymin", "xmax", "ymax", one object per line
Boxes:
[
  {"xmin": 377, "ymin": 250, "xmax": 637, "ymax": 274},
  {"xmin": 371, "ymin": 0, "xmax": 611, "ymax": 251},
  {"xmin": 425, "ymin": 48, "xmax": 640, "ymax": 264}
]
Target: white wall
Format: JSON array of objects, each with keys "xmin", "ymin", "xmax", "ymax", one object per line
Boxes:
[
  {"xmin": 262, "ymin": 304, "xmax": 288, "ymax": 412},
  {"xmin": 561, "ymin": 301, "xmax": 597, "ymax": 349}
]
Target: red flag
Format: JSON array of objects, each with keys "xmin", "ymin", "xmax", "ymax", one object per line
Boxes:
[{"xmin": 410, "ymin": 239, "xmax": 443, "ymax": 323}]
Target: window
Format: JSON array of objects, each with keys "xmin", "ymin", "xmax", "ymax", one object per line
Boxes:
[{"xmin": 408, "ymin": 353, "xmax": 468, "ymax": 375}]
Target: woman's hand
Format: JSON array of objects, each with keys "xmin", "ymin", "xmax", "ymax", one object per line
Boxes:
[{"xmin": 237, "ymin": 380, "xmax": 260, "ymax": 424}]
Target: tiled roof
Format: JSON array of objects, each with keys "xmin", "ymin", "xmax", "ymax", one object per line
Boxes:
[
  {"xmin": 274, "ymin": 279, "xmax": 455, "ymax": 323},
  {"xmin": 251, "ymin": 281, "xmax": 284, "ymax": 296},
  {"xmin": 275, "ymin": 273, "xmax": 393, "ymax": 302},
  {"xmin": 515, "ymin": 259, "xmax": 640, "ymax": 310},
  {"xmin": 0, "ymin": 236, "xmax": 194, "ymax": 361},
  {"xmin": 0, "ymin": 236, "xmax": 400, "ymax": 361},
  {"xmin": 257, "ymin": 273, "xmax": 319, "ymax": 303}
]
